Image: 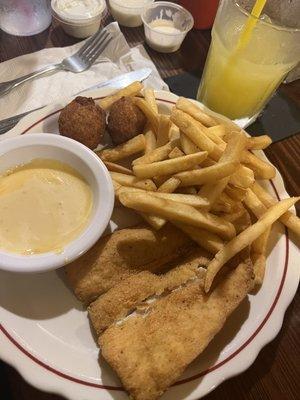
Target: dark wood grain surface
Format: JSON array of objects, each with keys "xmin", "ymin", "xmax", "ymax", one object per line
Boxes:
[{"xmin": 0, "ymin": 9, "xmax": 299, "ymax": 400}]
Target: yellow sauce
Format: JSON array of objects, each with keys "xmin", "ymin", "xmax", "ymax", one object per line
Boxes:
[{"xmin": 0, "ymin": 159, "xmax": 93, "ymax": 255}]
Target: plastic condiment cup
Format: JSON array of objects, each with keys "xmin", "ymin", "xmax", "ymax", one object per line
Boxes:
[
  {"xmin": 142, "ymin": 1, "xmax": 194, "ymax": 53},
  {"xmin": 109, "ymin": 0, "xmax": 154, "ymax": 28},
  {"xmin": 51, "ymin": 0, "xmax": 106, "ymax": 38},
  {"xmin": 0, "ymin": 134, "xmax": 114, "ymax": 273}
]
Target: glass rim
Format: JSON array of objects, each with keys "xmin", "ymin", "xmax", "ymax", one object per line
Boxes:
[{"xmin": 233, "ymin": 0, "xmax": 300, "ymax": 32}]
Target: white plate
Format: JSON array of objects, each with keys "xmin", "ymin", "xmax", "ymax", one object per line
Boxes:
[{"xmin": 0, "ymin": 88, "xmax": 299, "ymax": 400}]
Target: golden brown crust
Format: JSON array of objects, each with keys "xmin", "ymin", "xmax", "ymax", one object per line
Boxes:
[
  {"xmin": 99, "ymin": 256, "xmax": 253, "ymax": 400},
  {"xmin": 58, "ymin": 96, "xmax": 106, "ymax": 149},
  {"xmin": 64, "ymin": 224, "xmax": 194, "ymax": 304},
  {"xmin": 88, "ymin": 248, "xmax": 210, "ymax": 335},
  {"xmin": 107, "ymin": 97, "xmax": 146, "ymax": 145}
]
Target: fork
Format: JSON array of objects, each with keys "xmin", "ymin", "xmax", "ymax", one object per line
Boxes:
[{"xmin": 0, "ymin": 28, "xmax": 114, "ymax": 98}]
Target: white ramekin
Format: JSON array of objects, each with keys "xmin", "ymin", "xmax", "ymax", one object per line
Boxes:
[
  {"xmin": 51, "ymin": 0, "xmax": 107, "ymax": 38},
  {"xmin": 0, "ymin": 134, "xmax": 114, "ymax": 273}
]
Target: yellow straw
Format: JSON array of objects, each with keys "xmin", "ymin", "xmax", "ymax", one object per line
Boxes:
[{"xmin": 236, "ymin": 0, "xmax": 267, "ymax": 51}]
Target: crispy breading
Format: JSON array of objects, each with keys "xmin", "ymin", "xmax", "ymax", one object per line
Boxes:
[
  {"xmin": 107, "ymin": 97, "xmax": 146, "ymax": 145},
  {"xmin": 88, "ymin": 248, "xmax": 210, "ymax": 335},
  {"xmin": 58, "ymin": 96, "xmax": 106, "ymax": 149},
  {"xmin": 99, "ymin": 256, "xmax": 253, "ymax": 400},
  {"xmin": 89, "ymin": 271, "xmax": 160, "ymax": 335},
  {"xmin": 64, "ymin": 224, "xmax": 194, "ymax": 304}
]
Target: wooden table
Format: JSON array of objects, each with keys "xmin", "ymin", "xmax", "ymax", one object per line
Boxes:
[{"xmin": 0, "ymin": 13, "xmax": 299, "ymax": 400}]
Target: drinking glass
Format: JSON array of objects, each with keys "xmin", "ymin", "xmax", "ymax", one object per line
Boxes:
[
  {"xmin": 0, "ymin": 0, "xmax": 52, "ymax": 36},
  {"xmin": 197, "ymin": 0, "xmax": 300, "ymax": 124}
]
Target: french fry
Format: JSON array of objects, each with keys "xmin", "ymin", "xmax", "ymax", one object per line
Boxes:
[
  {"xmin": 153, "ymin": 175, "xmax": 170, "ymax": 187},
  {"xmin": 211, "ymin": 201, "xmax": 232, "ymax": 213},
  {"xmin": 197, "ymin": 137, "xmax": 255, "ymax": 188},
  {"xmin": 154, "ymin": 193, "xmax": 209, "ymax": 208},
  {"xmin": 111, "ymin": 172, "xmax": 157, "ymax": 191},
  {"xmin": 169, "ymin": 123, "xmax": 180, "ymax": 140},
  {"xmin": 198, "ymin": 131, "xmax": 247, "ymax": 207},
  {"xmin": 98, "ymin": 134, "xmax": 145, "ymax": 162},
  {"xmin": 133, "ymin": 151, "xmax": 208, "ymax": 179},
  {"xmin": 201, "ymin": 157, "xmax": 216, "ymax": 167},
  {"xmin": 175, "ymin": 161, "xmax": 238, "ymax": 187},
  {"xmin": 205, "ymin": 125, "xmax": 226, "ymax": 150},
  {"xmin": 244, "ymin": 188, "xmax": 271, "ymax": 287},
  {"xmin": 229, "ymin": 165, "xmax": 255, "ymax": 188},
  {"xmin": 205, "ymin": 128, "xmax": 226, "ymax": 149},
  {"xmin": 144, "ymin": 128, "xmax": 157, "ymax": 154},
  {"xmin": 118, "ymin": 186, "xmax": 209, "ymax": 208},
  {"xmin": 157, "ymin": 177, "xmax": 181, "ymax": 193},
  {"xmin": 104, "ymin": 161, "xmax": 133, "ymax": 175},
  {"xmin": 169, "ymin": 147, "xmax": 184, "ymax": 159},
  {"xmin": 247, "ymin": 135, "xmax": 272, "ymax": 150},
  {"xmin": 251, "ymin": 182, "xmax": 300, "ymax": 237},
  {"xmin": 174, "ymin": 222, "xmax": 223, "ymax": 254},
  {"xmin": 98, "ymin": 81, "xmax": 143, "ymax": 109},
  {"xmin": 112, "ymin": 179, "xmax": 122, "ymax": 194},
  {"xmin": 118, "ymin": 191, "xmax": 236, "ymax": 240},
  {"xmin": 143, "ymin": 88, "xmax": 158, "ymax": 113},
  {"xmin": 252, "ymin": 228, "xmax": 270, "ymax": 255},
  {"xmin": 156, "ymin": 114, "xmax": 171, "ymax": 147},
  {"xmin": 204, "ymin": 197, "xmax": 299, "ymax": 292},
  {"xmin": 133, "ymin": 140, "xmax": 179, "ymax": 166},
  {"xmin": 171, "ymin": 109, "xmax": 222, "ymax": 160},
  {"xmin": 250, "ymin": 182, "xmax": 281, "ymax": 209},
  {"xmin": 242, "ymin": 151, "xmax": 276, "ymax": 179},
  {"xmin": 212, "ymin": 192, "xmax": 242, "ymax": 214},
  {"xmin": 225, "ymin": 184, "xmax": 247, "ymax": 202},
  {"xmin": 134, "ymin": 97, "xmax": 159, "ymax": 133},
  {"xmin": 251, "ymin": 252, "xmax": 267, "ymax": 289},
  {"xmin": 210, "ymin": 191, "xmax": 238, "ymax": 213},
  {"xmin": 251, "ymin": 227, "xmax": 271, "ymax": 288},
  {"xmin": 207, "ymin": 125, "xmax": 226, "ymax": 138},
  {"xmin": 221, "ymin": 209, "xmax": 246, "ymax": 223},
  {"xmin": 140, "ymin": 213, "xmax": 166, "ymax": 230},
  {"xmin": 176, "ymin": 97, "xmax": 217, "ymax": 127},
  {"xmin": 114, "ymin": 183, "xmax": 165, "ymax": 230},
  {"xmin": 219, "ymin": 192, "xmax": 238, "ymax": 210},
  {"xmin": 180, "ymin": 132, "xmax": 199, "ymax": 155},
  {"xmin": 243, "ymin": 188, "xmax": 267, "ymax": 218}
]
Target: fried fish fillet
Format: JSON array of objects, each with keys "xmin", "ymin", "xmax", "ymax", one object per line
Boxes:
[
  {"xmin": 88, "ymin": 247, "xmax": 210, "ymax": 335},
  {"xmin": 99, "ymin": 255, "xmax": 253, "ymax": 400},
  {"xmin": 64, "ymin": 224, "xmax": 194, "ymax": 304}
]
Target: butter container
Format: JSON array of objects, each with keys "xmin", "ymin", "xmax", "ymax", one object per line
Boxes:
[
  {"xmin": 51, "ymin": 0, "xmax": 106, "ymax": 38},
  {"xmin": 109, "ymin": 0, "xmax": 154, "ymax": 28}
]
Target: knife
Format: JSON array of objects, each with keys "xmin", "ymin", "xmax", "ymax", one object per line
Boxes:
[{"xmin": 0, "ymin": 68, "xmax": 152, "ymax": 135}]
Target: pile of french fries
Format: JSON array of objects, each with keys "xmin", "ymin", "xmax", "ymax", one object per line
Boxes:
[{"xmin": 96, "ymin": 82, "xmax": 300, "ymax": 292}]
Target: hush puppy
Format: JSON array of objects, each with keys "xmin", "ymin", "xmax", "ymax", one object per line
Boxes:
[
  {"xmin": 107, "ymin": 97, "xmax": 146, "ymax": 145},
  {"xmin": 59, "ymin": 96, "xmax": 106, "ymax": 149}
]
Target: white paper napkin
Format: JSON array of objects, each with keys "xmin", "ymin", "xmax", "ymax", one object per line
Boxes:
[{"xmin": 0, "ymin": 22, "xmax": 168, "ymax": 120}]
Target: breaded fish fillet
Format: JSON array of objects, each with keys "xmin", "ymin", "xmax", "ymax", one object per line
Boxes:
[
  {"xmin": 99, "ymin": 255, "xmax": 253, "ymax": 400},
  {"xmin": 88, "ymin": 247, "xmax": 210, "ymax": 335},
  {"xmin": 64, "ymin": 223, "xmax": 194, "ymax": 304}
]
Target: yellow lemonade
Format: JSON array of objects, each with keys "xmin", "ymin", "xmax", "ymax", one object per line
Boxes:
[{"xmin": 198, "ymin": 28, "xmax": 296, "ymax": 120}]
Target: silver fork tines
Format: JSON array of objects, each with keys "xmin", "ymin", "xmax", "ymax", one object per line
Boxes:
[
  {"xmin": 78, "ymin": 29, "xmax": 108, "ymax": 57},
  {"xmin": 82, "ymin": 30, "xmax": 110, "ymax": 60},
  {"xmin": 0, "ymin": 28, "xmax": 114, "ymax": 98}
]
